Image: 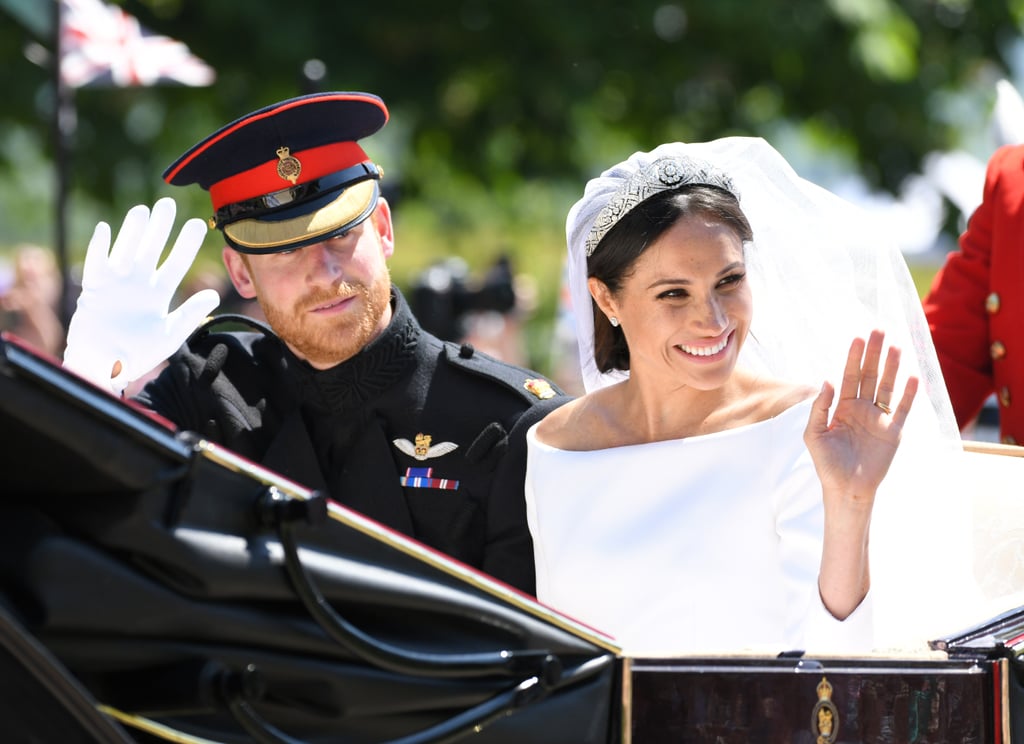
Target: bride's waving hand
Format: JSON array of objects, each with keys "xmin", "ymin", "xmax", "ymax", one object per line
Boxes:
[{"xmin": 805, "ymin": 329, "xmax": 918, "ymax": 619}]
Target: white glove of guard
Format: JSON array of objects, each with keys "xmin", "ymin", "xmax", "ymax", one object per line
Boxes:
[{"xmin": 63, "ymin": 197, "xmax": 220, "ymax": 395}]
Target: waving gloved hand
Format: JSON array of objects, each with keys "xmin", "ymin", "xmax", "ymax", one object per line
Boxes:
[{"xmin": 63, "ymin": 197, "xmax": 220, "ymax": 395}]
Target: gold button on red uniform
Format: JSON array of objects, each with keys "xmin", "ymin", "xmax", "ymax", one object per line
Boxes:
[{"xmin": 986, "ymin": 292, "xmax": 1001, "ymax": 314}]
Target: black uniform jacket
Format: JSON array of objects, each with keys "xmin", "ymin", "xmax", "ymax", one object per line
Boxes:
[{"xmin": 136, "ymin": 288, "xmax": 568, "ymax": 594}]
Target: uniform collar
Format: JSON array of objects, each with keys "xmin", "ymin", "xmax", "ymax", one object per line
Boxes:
[{"xmin": 297, "ymin": 287, "xmax": 420, "ymax": 413}]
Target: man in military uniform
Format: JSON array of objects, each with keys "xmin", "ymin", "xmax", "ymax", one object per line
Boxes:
[
  {"xmin": 62, "ymin": 91, "xmax": 568, "ymax": 594},
  {"xmin": 923, "ymin": 143, "xmax": 1024, "ymax": 445}
]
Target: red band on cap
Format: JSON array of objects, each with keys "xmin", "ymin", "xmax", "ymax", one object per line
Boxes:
[{"xmin": 209, "ymin": 141, "xmax": 369, "ymax": 211}]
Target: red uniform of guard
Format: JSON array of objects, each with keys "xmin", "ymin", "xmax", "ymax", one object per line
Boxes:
[{"xmin": 923, "ymin": 144, "xmax": 1024, "ymax": 444}]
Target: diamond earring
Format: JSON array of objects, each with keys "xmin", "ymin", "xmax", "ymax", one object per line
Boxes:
[{"xmin": 610, "ymin": 316, "xmax": 620, "ymax": 327}]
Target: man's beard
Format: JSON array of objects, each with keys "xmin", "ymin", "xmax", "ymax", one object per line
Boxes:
[{"xmin": 260, "ymin": 274, "xmax": 391, "ymax": 368}]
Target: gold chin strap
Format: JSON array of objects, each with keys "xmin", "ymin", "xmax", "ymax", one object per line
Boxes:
[{"xmin": 223, "ymin": 179, "xmax": 377, "ymax": 250}]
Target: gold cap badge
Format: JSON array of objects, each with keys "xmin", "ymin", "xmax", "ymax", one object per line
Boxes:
[{"xmin": 276, "ymin": 146, "xmax": 302, "ymax": 184}]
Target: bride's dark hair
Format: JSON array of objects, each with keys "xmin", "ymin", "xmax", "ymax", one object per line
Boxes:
[{"xmin": 588, "ymin": 184, "xmax": 753, "ymax": 373}]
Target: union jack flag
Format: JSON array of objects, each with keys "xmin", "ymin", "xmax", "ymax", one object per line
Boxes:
[{"xmin": 59, "ymin": 0, "xmax": 215, "ymax": 88}]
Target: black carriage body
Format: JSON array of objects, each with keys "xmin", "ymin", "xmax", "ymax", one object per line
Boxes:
[{"xmin": 0, "ymin": 333, "xmax": 1021, "ymax": 743}]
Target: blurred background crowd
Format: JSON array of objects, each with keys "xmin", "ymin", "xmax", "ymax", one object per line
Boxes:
[{"xmin": 0, "ymin": 0, "xmax": 1021, "ymax": 427}]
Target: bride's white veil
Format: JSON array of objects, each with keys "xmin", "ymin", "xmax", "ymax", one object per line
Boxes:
[{"xmin": 565, "ymin": 137, "xmax": 981, "ymax": 649}]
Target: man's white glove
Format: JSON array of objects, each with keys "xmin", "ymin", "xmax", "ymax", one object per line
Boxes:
[{"xmin": 63, "ymin": 197, "xmax": 221, "ymax": 395}]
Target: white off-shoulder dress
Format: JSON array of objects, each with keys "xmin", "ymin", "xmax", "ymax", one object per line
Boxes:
[{"xmin": 524, "ymin": 398, "xmax": 873, "ymax": 656}]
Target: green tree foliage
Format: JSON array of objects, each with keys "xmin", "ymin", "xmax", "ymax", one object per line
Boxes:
[
  {"xmin": 2, "ymin": 0, "xmax": 1020, "ymax": 203},
  {"xmin": 0, "ymin": 0, "xmax": 1020, "ymax": 371}
]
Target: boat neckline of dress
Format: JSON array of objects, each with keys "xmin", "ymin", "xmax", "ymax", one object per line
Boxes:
[{"xmin": 527, "ymin": 396, "xmax": 815, "ymax": 454}]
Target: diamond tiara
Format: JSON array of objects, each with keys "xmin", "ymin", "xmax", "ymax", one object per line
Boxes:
[{"xmin": 585, "ymin": 155, "xmax": 739, "ymax": 257}]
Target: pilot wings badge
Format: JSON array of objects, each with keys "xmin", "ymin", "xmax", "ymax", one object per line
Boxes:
[{"xmin": 393, "ymin": 433, "xmax": 458, "ymax": 461}]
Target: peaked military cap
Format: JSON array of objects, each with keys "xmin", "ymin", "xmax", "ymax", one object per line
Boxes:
[{"xmin": 163, "ymin": 91, "xmax": 388, "ymax": 254}]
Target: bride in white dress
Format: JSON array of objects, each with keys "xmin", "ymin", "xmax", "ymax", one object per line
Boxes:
[{"xmin": 525, "ymin": 138, "xmax": 975, "ymax": 656}]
